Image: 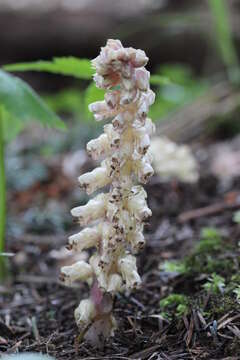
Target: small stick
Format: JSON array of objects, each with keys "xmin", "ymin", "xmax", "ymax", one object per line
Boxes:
[{"xmin": 178, "ymin": 192, "xmax": 240, "ymax": 223}]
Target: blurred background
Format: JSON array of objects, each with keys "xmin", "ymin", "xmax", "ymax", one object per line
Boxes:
[
  {"xmin": 1, "ymin": 0, "xmax": 240, "ymax": 239},
  {"xmin": 0, "ymin": 0, "xmax": 239, "ymax": 256},
  {"xmin": 1, "ymin": 0, "xmax": 240, "ymax": 357}
]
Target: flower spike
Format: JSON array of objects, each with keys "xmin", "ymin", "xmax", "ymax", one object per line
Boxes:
[{"xmin": 60, "ymin": 39, "xmax": 155, "ymax": 346}]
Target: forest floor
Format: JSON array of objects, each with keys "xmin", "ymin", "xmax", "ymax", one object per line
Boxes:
[{"xmin": 0, "ymin": 126, "xmax": 240, "ymax": 360}]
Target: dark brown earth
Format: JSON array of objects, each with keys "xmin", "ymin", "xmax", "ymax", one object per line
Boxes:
[{"xmin": 1, "ymin": 168, "xmax": 240, "ymax": 359}]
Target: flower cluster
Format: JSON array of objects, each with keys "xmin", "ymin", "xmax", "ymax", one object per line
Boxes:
[
  {"xmin": 60, "ymin": 39, "xmax": 155, "ymax": 345},
  {"xmin": 151, "ymin": 136, "xmax": 199, "ymax": 183}
]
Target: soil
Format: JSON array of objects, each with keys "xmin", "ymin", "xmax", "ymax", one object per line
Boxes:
[{"xmin": 1, "ymin": 169, "xmax": 240, "ymax": 359}]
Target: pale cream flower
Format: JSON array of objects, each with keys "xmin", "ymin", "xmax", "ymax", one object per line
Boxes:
[
  {"xmin": 74, "ymin": 299, "xmax": 96, "ymax": 327},
  {"xmin": 78, "ymin": 161, "xmax": 110, "ymax": 194},
  {"xmin": 128, "ymin": 230, "xmax": 145, "ymax": 253},
  {"xmin": 118, "ymin": 254, "xmax": 142, "ymax": 289},
  {"xmin": 60, "ymin": 261, "xmax": 93, "ymax": 286},
  {"xmin": 107, "ymin": 274, "xmax": 123, "ymax": 293},
  {"xmin": 127, "ymin": 186, "xmax": 152, "ymax": 221},
  {"xmin": 71, "ymin": 193, "xmax": 108, "ymax": 225},
  {"xmin": 61, "ymin": 39, "xmax": 155, "ymax": 344},
  {"xmin": 135, "ymin": 68, "xmax": 150, "ymax": 91},
  {"xmin": 134, "ymin": 153, "xmax": 154, "ymax": 184},
  {"xmin": 87, "ymin": 134, "xmax": 109, "ymax": 160},
  {"xmin": 68, "ymin": 227, "xmax": 100, "ymax": 252}
]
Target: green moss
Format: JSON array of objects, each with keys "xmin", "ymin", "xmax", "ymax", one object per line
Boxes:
[
  {"xmin": 182, "ymin": 226, "xmax": 236, "ymax": 277},
  {"xmin": 159, "ymin": 260, "xmax": 187, "ymax": 274},
  {"xmin": 207, "ymin": 294, "xmax": 238, "ymax": 317},
  {"xmin": 160, "ymin": 293, "xmax": 189, "ymax": 317},
  {"xmin": 233, "ymin": 210, "xmax": 240, "ymax": 224},
  {"xmin": 160, "ymin": 227, "xmax": 238, "ymax": 279},
  {"xmin": 195, "ymin": 227, "xmax": 222, "ymax": 253},
  {"xmin": 233, "ymin": 286, "xmax": 240, "ymax": 301},
  {"xmin": 184, "ymin": 253, "xmax": 234, "ymax": 276},
  {"xmin": 159, "ymin": 225, "xmax": 240, "ymax": 324},
  {"xmin": 202, "ymin": 273, "xmax": 225, "ymax": 294},
  {"xmin": 231, "ymin": 273, "xmax": 240, "ymax": 283}
]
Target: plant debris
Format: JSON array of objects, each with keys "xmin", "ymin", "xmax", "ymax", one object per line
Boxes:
[{"xmin": 1, "ymin": 167, "xmax": 240, "ymax": 359}]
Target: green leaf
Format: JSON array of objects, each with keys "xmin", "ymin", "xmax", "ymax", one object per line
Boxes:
[
  {"xmin": 1, "ymin": 106, "xmax": 24, "ymax": 142},
  {"xmin": 4, "ymin": 57, "xmax": 94, "ymax": 80},
  {"xmin": 208, "ymin": 0, "xmax": 240, "ymax": 84},
  {"xmin": 5, "ymin": 57, "xmax": 172, "ymax": 85},
  {"xmin": 208, "ymin": 0, "xmax": 238, "ymax": 68},
  {"xmin": 84, "ymin": 82, "xmax": 105, "ymax": 118},
  {"xmin": 0, "ymin": 70, "xmax": 65, "ymax": 130}
]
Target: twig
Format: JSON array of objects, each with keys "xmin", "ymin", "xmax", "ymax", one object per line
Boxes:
[
  {"xmin": 178, "ymin": 192, "xmax": 240, "ymax": 222},
  {"xmin": 186, "ymin": 314, "xmax": 194, "ymax": 346},
  {"xmin": 31, "ymin": 316, "xmax": 40, "ymax": 343},
  {"xmin": 227, "ymin": 325, "xmax": 240, "ymax": 339},
  {"xmin": 218, "ymin": 314, "xmax": 240, "ymax": 330},
  {"xmin": 129, "ymin": 345, "xmax": 161, "ymax": 359}
]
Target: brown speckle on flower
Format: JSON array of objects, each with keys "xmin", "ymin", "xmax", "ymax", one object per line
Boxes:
[{"xmin": 61, "ymin": 39, "xmax": 155, "ymax": 346}]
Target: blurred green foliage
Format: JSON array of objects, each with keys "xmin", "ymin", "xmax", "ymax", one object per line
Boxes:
[
  {"xmin": 233, "ymin": 286, "xmax": 240, "ymax": 302},
  {"xmin": 1, "ymin": 107, "xmax": 24, "ymax": 142},
  {"xmin": 1, "ymin": 57, "xmax": 105, "ymax": 259},
  {"xmin": 4, "ymin": 57, "xmax": 94, "ymax": 80},
  {"xmin": 43, "ymin": 88, "xmax": 84, "ymax": 118},
  {"xmin": 4, "ymin": 56, "xmax": 177, "ymax": 123},
  {"xmin": 159, "ymin": 259, "xmax": 187, "ymax": 274},
  {"xmin": 4, "ymin": 57, "xmax": 170, "ymax": 86},
  {"xmin": 37, "ymin": 62, "xmax": 208, "ymax": 123},
  {"xmin": 0, "ymin": 69, "xmax": 64, "ymax": 265},
  {"xmin": 203, "ymin": 273, "xmax": 226, "ymax": 294},
  {"xmin": 160, "ymin": 227, "xmax": 224, "ymax": 277},
  {"xmin": 208, "ymin": 0, "xmax": 240, "ymax": 84},
  {"xmin": 84, "ymin": 83, "xmax": 105, "ymax": 119},
  {"xmin": 233, "ymin": 211, "xmax": 240, "ymax": 224},
  {"xmin": 196, "ymin": 227, "xmax": 222, "ymax": 253},
  {"xmin": 160, "ymin": 293, "xmax": 189, "ymax": 317},
  {"xmin": 0, "ymin": 70, "xmax": 65, "ymax": 137},
  {"xmin": 149, "ymin": 64, "xmax": 208, "ymax": 121}
]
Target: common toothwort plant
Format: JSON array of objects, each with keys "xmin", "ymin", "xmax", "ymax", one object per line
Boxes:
[{"xmin": 60, "ymin": 39, "xmax": 155, "ymax": 345}]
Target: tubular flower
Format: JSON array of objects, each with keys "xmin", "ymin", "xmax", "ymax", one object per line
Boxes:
[{"xmin": 60, "ymin": 39, "xmax": 155, "ymax": 345}]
